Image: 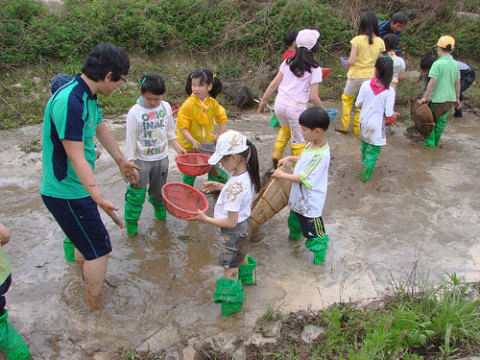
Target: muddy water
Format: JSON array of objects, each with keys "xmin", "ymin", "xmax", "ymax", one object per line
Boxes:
[{"xmin": 0, "ymin": 103, "xmax": 479, "ymax": 359}]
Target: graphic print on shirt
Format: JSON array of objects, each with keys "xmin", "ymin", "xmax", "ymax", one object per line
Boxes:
[
  {"xmin": 225, "ymin": 181, "xmax": 245, "ymax": 203},
  {"xmin": 142, "ymin": 109, "xmax": 167, "ymax": 156}
]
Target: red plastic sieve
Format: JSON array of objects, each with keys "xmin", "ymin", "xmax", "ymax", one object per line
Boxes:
[
  {"xmin": 174, "ymin": 153, "xmax": 212, "ymax": 176},
  {"xmin": 161, "ymin": 182, "xmax": 209, "ymax": 219}
]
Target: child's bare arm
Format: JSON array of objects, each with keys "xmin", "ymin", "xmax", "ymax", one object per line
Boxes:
[
  {"xmin": 272, "ymin": 167, "xmax": 302, "ymax": 183},
  {"xmin": 278, "ymin": 156, "xmax": 299, "ymax": 167},
  {"xmin": 180, "ymin": 128, "xmax": 201, "ymax": 151},
  {"xmin": 188, "ymin": 210, "xmax": 239, "ymax": 228},
  {"xmin": 0, "ymin": 222, "xmax": 11, "ymax": 246},
  {"xmin": 170, "ymin": 139, "xmax": 187, "ymax": 154}
]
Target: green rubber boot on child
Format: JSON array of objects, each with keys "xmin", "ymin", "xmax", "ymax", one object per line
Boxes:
[
  {"xmin": 124, "ymin": 186, "xmax": 147, "ymax": 236},
  {"xmin": 214, "ymin": 278, "xmax": 245, "ymax": 316},
  {"xmin": 305, "ymin": 236, "xmax": 329, "ymax": 264},
  {"xmin": 0, "ymin": 310, "xmax": 32, "ymax": 360},
  {"xmin": 182, "ymin": 174, "xmax": 196, "ymax": 187},
  {"xmin": 287, "ymin": 211, "xmax": 303, "ymax": 240},
  {"xmin": 148, "ymin": 198, "xmax": 166, "ymax": 220},
  {"xmin": 238, "ymin": 255, "xmax": 256, "ymax": 285}
]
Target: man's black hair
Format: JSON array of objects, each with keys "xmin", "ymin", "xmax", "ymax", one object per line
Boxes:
[
  {"xmin": 391, "ymin": 12, "xmax": 408, "ymax": 24},
  {"xmin": 82, "ymin": 43, "xmax": 130, "ymax": 82}
]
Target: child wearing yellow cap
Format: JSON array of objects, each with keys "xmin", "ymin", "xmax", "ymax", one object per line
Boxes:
[{"xmin": 418, "ymin": 35, "xmax": 461, "ymax": 147}]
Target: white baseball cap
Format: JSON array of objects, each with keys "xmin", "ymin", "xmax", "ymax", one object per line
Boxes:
[
  {"xmin": 296, "ymin": 29, "xmax": 320, "ymax": 51},
  {"xmin": 208, "ymin": 130, "xmax": 249, "ymax": 165}
]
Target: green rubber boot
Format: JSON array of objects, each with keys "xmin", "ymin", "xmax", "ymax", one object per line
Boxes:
[
  {"xmin": 305, "ymin": 237, "xmax": 329, "ymax": 264},
  {"xmin": 148, "ymin": 198, "xmax": 166, "ymax": 220},
  {"xmin": 269, "ymin": 114, "xmax": 280, "ymax": 127},
  {"xmin": 423, "ymin": 129, "xmax": 436, "ymax": 147},
  {"xmin": 63, "ymin": 237, "xmax": 75, "ymax": 263},
  {"xmin": 288, "ymin": 211, "xmax": 303, "ymax": 240},
  {"xmin": 124, "ymin": 186, "xmax": 147, "ymax": 236},
  {"xmin": 207, "ymin": 168, "xmax": 228, "ymax": 184},
  {"xmin": 433, "ymin": 113, "xmax": 448, "ymax": 146},
  {"xmin": 238, "ymin": 255, "xmax": 256, "ymax": 285},
  {"xmin": 359, "ymin": 140, "xmax": 381, "ymax": 182},
  {"xmin": 0, "ymin": 310, "xmax": 32, "ymax": 360},
  {"xmin": 182, "ymin": 174, "xmax": 196, "ymax": 187},
  {"xmin": 214, "ymin": 278, "xmax": 245, "ymax": 317}
]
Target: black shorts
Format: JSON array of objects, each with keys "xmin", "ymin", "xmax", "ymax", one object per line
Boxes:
[
  {"xmin": 294, "ymin": 212, "xmax": 326, "ymax": 239},
  {"xmin": 42, "ymin": 195, "xmax": 112, "ymax": 260}
]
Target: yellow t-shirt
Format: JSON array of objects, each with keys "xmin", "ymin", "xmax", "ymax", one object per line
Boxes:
[
  {"xmin": 176, "ymin": 95, "xmax": 228, "ymax": 152},
  {"xmin": 347, "ymin": 35, "xmax": 385, "ymax": 79}
]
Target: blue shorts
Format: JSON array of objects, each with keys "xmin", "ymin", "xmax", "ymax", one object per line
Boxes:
[
  {"xmin": 42, "ymin": 195, "xmax": 112, "ymax": 260},
  {"xmin": 294, "ymin": 212, "xmax": 326, "ymax": 239}
]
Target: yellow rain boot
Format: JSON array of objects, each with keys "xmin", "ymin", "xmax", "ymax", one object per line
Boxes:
[
  {"xmin": 273, "ymin": 126, "xmax": 291, "ymax": 167},
  {"xmin": 336, "ymin": 93, "xmax": 354, "ymax": 133},
  {"xmin": 353, "ymin": 108, "xmax": 361, "ymax": 136},
  {"xmin": 291, "ymin": 143, "xmax": 306, "ymax": 157}
]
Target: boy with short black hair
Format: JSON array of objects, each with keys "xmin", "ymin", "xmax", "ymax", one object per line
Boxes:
[
  {"xmin": 124, "ymin": 73, "xmax": 186, "ymax": 236},
  {"xmin": 418, "ymin": 35, "xmax": 460, "ymax": 147},
  {"xmin": 272, "ymin": 107, "xmax": 330, "ymax": 264},
  {"xmin": 379, "ymin": 12, "xmax": 408, "ymax": 55}
]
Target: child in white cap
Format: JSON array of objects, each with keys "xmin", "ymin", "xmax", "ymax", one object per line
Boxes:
[
  {"xmin": 189, "ymin": 130, "xmax": 261, "ymax": 316},
  {"xmin": 418, "ymin": 35, "xmax": 460, "ymax": 147},
  {"xmin": 257, "ymin": 28, "xmax": 324, "ymax": 241}
]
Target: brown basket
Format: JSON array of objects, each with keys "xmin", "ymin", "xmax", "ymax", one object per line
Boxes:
[
  {"xmin": 250, "ymin": 164, "xmax": 292, "ymax": 231},
  {"xmin": 411, "ymin": 99, "xmax": 434, "ymax": 138}
]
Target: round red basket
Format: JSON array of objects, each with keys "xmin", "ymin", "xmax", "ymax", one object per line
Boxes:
[
  {"xmin": 161, "ymin": 183, "xmax": 209, "ymax": 219},
  {"xmin": 386, "ymin": 112, "xmax": 399, "ymax": 124},
  {"xmin": 321, "ymin": 68, "xmax": 331, "ymax": 79},
  {"xmin": 174, "ymin": 153, "xmax": 212, "ymax": 176}
]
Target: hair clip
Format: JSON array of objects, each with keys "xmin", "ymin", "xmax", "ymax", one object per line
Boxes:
[
  {"xmin": 141, "ymin": 76, "xmax": 146, "ymax": 84},
  {"xmin": 213, "ymin": 73, "xmax": 217, "ymax": 78}
]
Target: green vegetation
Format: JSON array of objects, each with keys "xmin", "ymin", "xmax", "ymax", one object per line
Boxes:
[
  {"xmin": 0, "ymin": 0, "xmax": 478, "ymax": 129},
  {"xmin": 118, "ymin": 276, "xmax": 480, "ymax": 359}
]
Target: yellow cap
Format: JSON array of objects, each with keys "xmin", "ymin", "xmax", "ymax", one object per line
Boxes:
[{"xmin": 437, "ymin": 35, "xmax": 455, "ymax": 50}]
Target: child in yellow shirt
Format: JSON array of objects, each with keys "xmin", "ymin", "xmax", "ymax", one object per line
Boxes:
[
  {"xmin": 177, "ymin": 68, "xmax": 228, "ymax": 186},
  {"xmin": 337, "ymin": 12, "xmax": 385, "ymax": 135}
]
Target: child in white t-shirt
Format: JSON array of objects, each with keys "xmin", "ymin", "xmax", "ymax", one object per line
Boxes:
[
  {"xmin": 272, "ymin": 107, "xmax": 331, "ymax": 265},
  {"xmin": 190, "ymin": 130, "xmax": 261, "ymax": 316},
  {"xmin": 124, "ymin": 73, "xmax": 186, "ymax": 236},
  {"xmin": 355, "ymin": 57, "xmax": 395, "ymax": 182},
  {"xmin": 383, "ymin": 34, "xmax": 405, "ymax": 89}
]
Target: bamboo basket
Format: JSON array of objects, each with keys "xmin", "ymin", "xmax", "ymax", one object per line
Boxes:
[{"xmin": 250, "ymin": 164, "xmax": 292, "ymax": 231}]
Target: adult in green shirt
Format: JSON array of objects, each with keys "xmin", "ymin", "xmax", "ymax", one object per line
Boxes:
[
  {"xmin": 418, "ymin": 35, "xmax": 460, "ymax": 147},
  {"xmin": 41, "ymin": 44, "xmax": 139, "ymax": 307}
]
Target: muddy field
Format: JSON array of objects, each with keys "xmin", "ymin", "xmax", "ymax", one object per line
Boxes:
[{"xmin": 0, "ymin": 102, "xmax": 479, "ymax": 359}]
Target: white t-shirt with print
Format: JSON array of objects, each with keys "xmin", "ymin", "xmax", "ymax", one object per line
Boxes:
[
  {"xmin": 289, "ymin": 143, "xmax": 330, "ymax": 218},
  {"xmin": 124, "ymin": 101, "xmax": 176, "ymax": 161},
  {"xmin": 355, "ymin": 81, "xmax": 395, "ymax": 146},
  {"xmin": 392, "ymin": 54, "xmax": 406, "ymax": 83},
  {"xmin": 275, "ymin": 60, "xmax": 323, "ymax": 105},
  {"xmin": 214, "ymin": 171, "xmax": 253, "ymax": 223}
]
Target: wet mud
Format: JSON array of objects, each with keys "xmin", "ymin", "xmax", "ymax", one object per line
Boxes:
[{"xmin": 0, "ymin": 102, "xmax": 479, "ymax": 359}]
